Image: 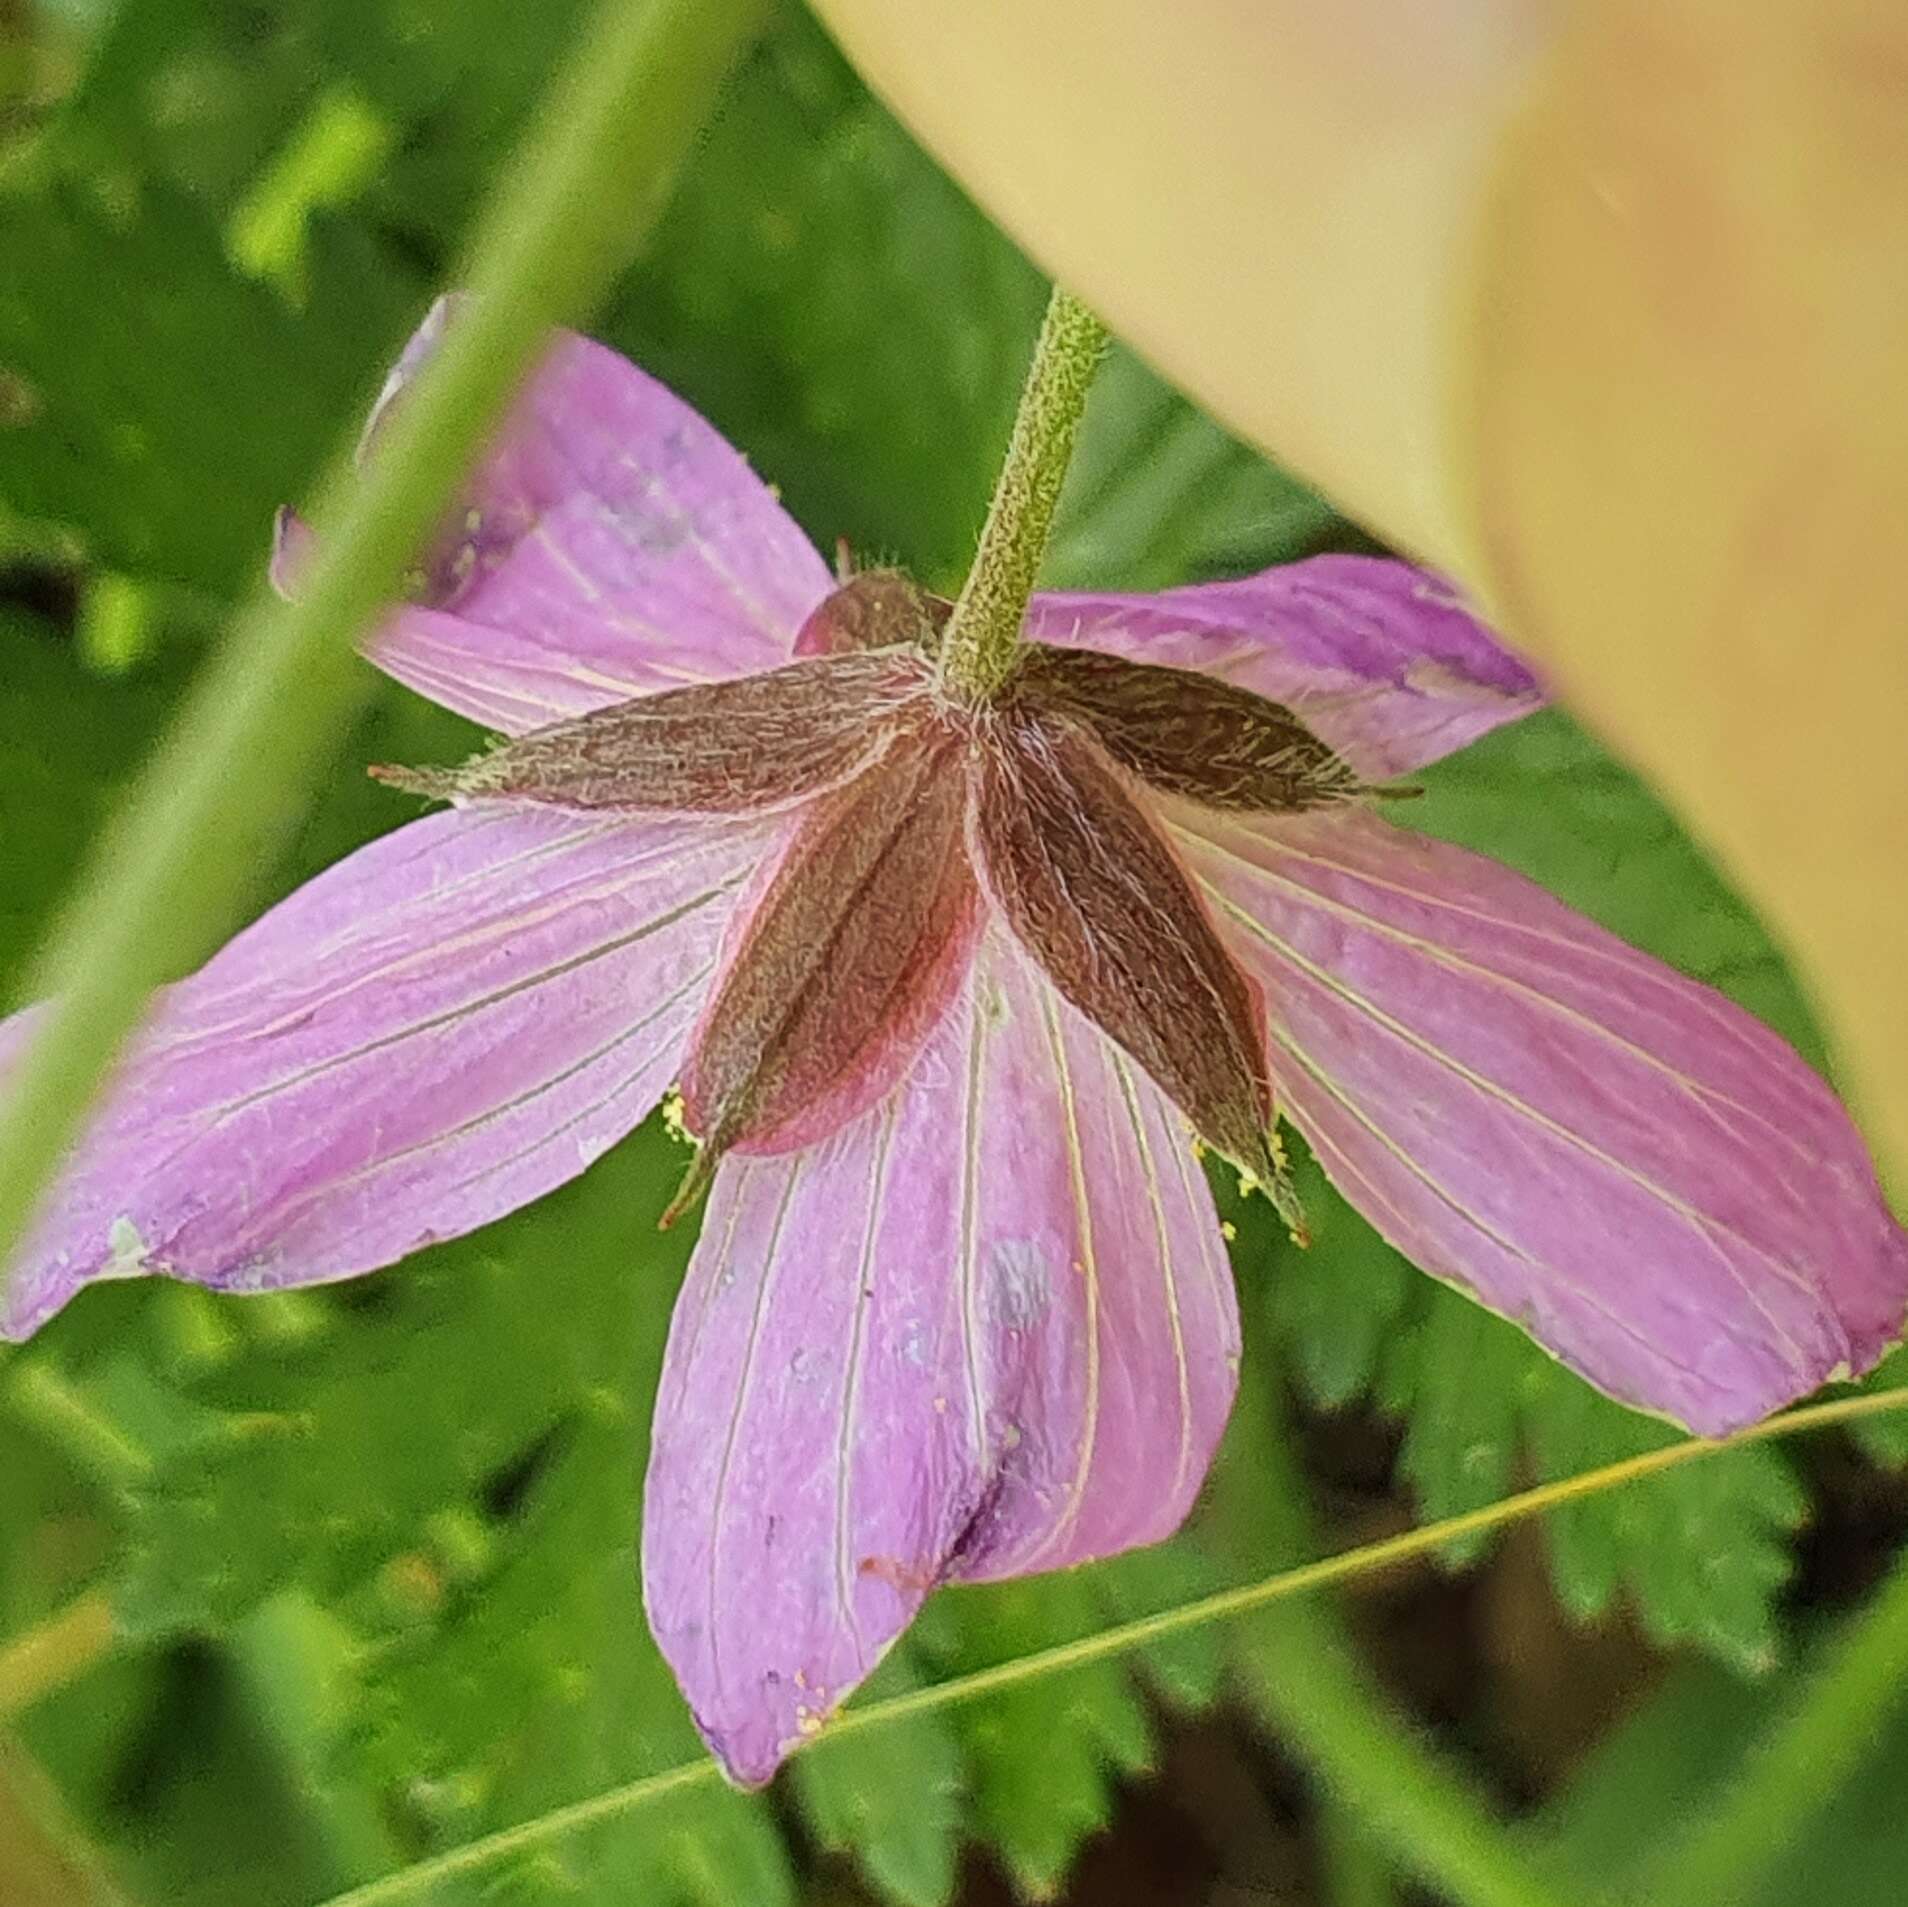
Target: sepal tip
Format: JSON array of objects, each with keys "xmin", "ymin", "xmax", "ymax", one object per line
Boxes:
[
  {"xmin": 658, "ymin": 1145, "xmax": 718, "ymax": 1231},
  {"xmin": 367, "ymin": 762, "xmax": 460, "ymax": 800}
]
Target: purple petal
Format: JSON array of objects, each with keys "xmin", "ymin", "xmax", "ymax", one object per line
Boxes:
[
  {"xmin": 1028, "ymin": 555, "xmax": 1543, "ymax": 778},
  {"xmin": 282, "ymin": 295, "xmax": 834, "ymax": 733},
  {"xmin": 643, "ymin": 933, "xmax": 1240, "ymax": 1784},
  {"xmin": 267, "ymin": 503, "xmax": 316, "ymax": 598},
  {"xmin": 1, "ymin": 808, "xmax": 778, "ymax": 1340},
  {"xmin": 1177, "ymin": 807, "xmax": 1908, "ymax": 1435}
]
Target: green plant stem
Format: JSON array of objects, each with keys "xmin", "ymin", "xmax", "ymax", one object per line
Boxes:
[
  {"xmin": 1634, "ymin": 1541, "xmax": 1908, "ymax": 1904},
  {"xmin": 0, "ymin": 1591, "xmax": 116, "ymax": 1725},
  {"xmin": 1210, "ymin": 1355, "xmax": 1570, "ymax": 1907},
  {"xmin": 0, "ymin": 0, "xmax": 768, "ymax": 1297},
  {"xmin": 1320, "ymin": 1803, "xmax": 1401, "ymax": 1907},
  {"xmin": 298, "ymin": 1385, "xmax": 1908, "ymax": 1907},
  {"xmin": 937, "ymin": 284, "xmax": 1106, "ymax": 698}
]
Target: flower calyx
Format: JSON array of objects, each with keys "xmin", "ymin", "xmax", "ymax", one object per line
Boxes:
[{"xmin": 376, "ymin": 572, "xmax": 1370, "ymax": 1237}]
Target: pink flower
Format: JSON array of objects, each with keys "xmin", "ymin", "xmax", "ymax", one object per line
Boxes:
[{"xmin": 4, "ymin": 300, "xmax": 1904, "ymax": 1784}]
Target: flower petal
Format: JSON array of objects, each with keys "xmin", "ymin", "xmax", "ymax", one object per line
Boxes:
[
  {"xmin": 643, "ymin": 933, "xmax": 1240, "ymax": 1784},
  {"xmin": 1178, "ymin": 807, "xmax": 1908, "ymax": 1435},
  {"xmin": 0, "ymin": 807, "xmax": 776, "ymax": 1340},
  {"xmin": 278, "ymin": 295, "xmax": 834, "ymax": 733},
  {"xmin": 1027, "ymin": 555, "xmax": 1543, "ymax": 778}
]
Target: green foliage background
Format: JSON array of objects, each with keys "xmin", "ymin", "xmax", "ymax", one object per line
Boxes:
[{"xmin": 3, "ymin": 4, "xmax": 1907, "ymax": 1904}]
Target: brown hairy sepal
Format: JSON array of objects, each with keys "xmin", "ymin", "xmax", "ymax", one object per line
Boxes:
[
  {"xmin": 969, "ymin": 706, "xmax": 1305, "ymax": 1231},
  {"xmin": 663, "ymin": 732, "xmax": 980, "ymax": 1224},
  {"xmin": 372, "ymin": 575, "xmax": 1350, "ymax": 1240},
  {"xmin": 1012, "ymin": 646, "xmax": 1367, "ymax": 814},
  {"xmin": 371, "ymin": 649, "xmax": 934, "ymax": 814},
  {"xmin": 793, "ymin": 569, "xmax": 953, "ymax": 658}
]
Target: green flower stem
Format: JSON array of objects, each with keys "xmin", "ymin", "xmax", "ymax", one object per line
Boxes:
[
  {"xmin": 0, "ymin": 1590, "xmax": 117, "ymax": 1725},
  {"xmin": 937, "ymin": 284, "xmax": 1107, "ymax": 699},
  {"xmin": 0, "ymin": 0, "xmax": 769, "ymax": 1294},
  {"xmin": 1634, "ymin": 1541, "xmax": 1908, "ymax": 1904},
  {"xmin": 1208, "ymin": 1357, "xmax": 1572, "ymax": 1907}
]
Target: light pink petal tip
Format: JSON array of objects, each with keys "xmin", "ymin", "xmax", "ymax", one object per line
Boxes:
[
  {"xmin": 280, "ymin": 294, "xmax": 835, "ymax": 733},
  {"xmin": 1180, "ymin": 807, "xmax": 1908, "ymax": 1437},
  {"xmin": 643, "ymin": 935, "xmax": 1240, "ymax": 1785},
  {"xmin": 1028, "ymin": 555, "xmax": 1543, "ymax": 779},
  {"xmin": 0, "ymin": 808, "xmax": 777, "ymax": 1341}
]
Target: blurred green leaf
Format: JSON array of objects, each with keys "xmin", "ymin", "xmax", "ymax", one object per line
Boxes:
[
  {"xmin": 1382, "ymin": 1286, "xmax": 1528, "ymax": 1570},
  {"xmin": 917, "ymin": 1577, "xmax": 1154, "ymax": 1898},
  {"xmin": 796, "ymin": 1651, "xmax": 964, "ymax": 1907},
  {"xmin": 1085, "ymin": 1538, "xmax": 1227, "ymax": 1714},
  {"xmin": 55, "ymin": 0, "xmax": 583, "ymax": 246},
  {"xmin": 0, "ymin": 615, "xmax": 191, "ymax": 983},
  {"xmin": 1523, "ymin": 1373, "xmax": 1804, "ymax": 1668},
  {"xmin": 1847, "ymin": 1344, "xmax": 1908, "ymax": 1466},
  {"xmin": 1254, "ymin": 1152, "xmax": 1410, "ymax": 1414},
  {"xmin": 0, "ymin": 177, "xmax": 418, "ymax": 594},
  {"xmin": 23, "ymin": 1624, "xmax": 379, "ymax": 1907},
  {"xmin": 59, "ymin": 0, "xmax": 335, "ymax": 207},
  {"xmin": 1533, "ymin": 1601, "xmax": 1908, "ymax": 1907},
  {"xmin": 106, "ymin": 1130, "xmax": 673, "ymax": 1631}
]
